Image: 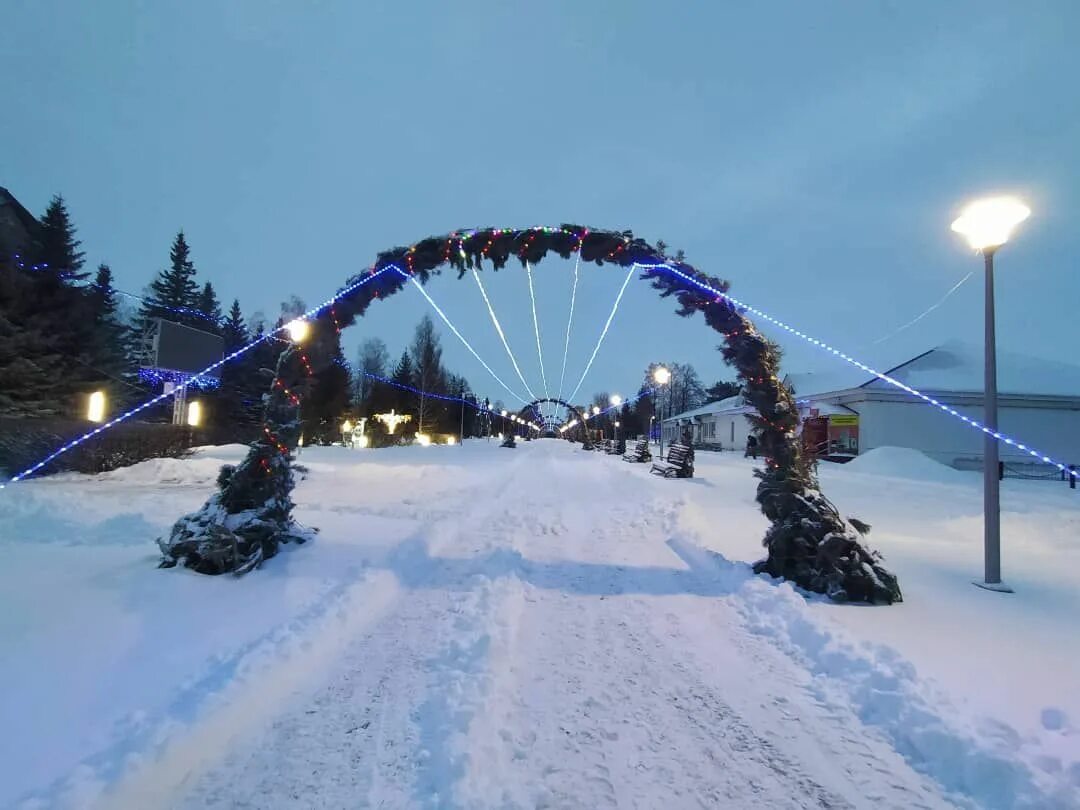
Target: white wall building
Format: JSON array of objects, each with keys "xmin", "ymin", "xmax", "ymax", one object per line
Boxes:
[{"xmin": 661, "ymin": 341, "xmax": 1080, "ymax": 471}]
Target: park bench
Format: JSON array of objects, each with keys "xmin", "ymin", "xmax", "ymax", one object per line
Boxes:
[
  {"xmin": 605, "ymin": 439, "xmax": 623, "ymax": 455},
  {"xmin": 623, "ymin": 437, "xmax": 652, "ymax": 463},
  {"xmin": 650, "ymin": 442, "xmax": 694, "ymax": 478}
]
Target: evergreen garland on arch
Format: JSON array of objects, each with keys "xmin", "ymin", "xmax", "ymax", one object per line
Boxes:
[{"xmin": 158, "ymin": 225, "xmax": 901, "ymax": 604}]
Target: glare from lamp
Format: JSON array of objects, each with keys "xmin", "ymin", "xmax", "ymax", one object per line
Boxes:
[
  {"xmin": 446, "ymin": 436, "xmax": 456, "ymax": 446},
  {"xmin": 285, "ymin": 318, "xmax": 311, "ymax": 343},
  {"xmin": 592, "ymin": 406, "xmax": 600, "ymax": 415},
  {"xmin": 653, "ymin": 366, "xmax": 671, "ymax": 385},
  {"xmin": 416, "ymin": 433, "xmax": 431, "ymax": 446},
  {"xmin": 609, "ymin": 394, "xmax": 622, "ymax": 407},
  {"xmin": 186, "ymin": 401, "xmax": 202, "ymax": 427},
  {"xmin": 951, "ymin": 196, "xmax": 1031, "ymax": 252},
  {"xmin": 356, "ymin": 434, "xmax": 369, "ymax": 448},
  {"xmin": 342, "ymin": 420, "xmax": 353, "ymax": 433}
]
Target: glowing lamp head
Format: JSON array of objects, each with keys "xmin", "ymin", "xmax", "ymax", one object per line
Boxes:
[
  {"xmin": 341, "ymin": 420, "xmax": 353, "ymax": 433},
  {"xmin": 500, "ymin": 410, "xmax": 507, "ymax": 417},
  {"xmin": 186, "ymin": 401, "xmax": 202, "ymax": 427},
  {"xmin": 609, "ymin": 394, "xmax": 622, "ymax": 407},
  {"xmin": 653, "ymin": 366, "xmax": 671, "ymax": 385},
  {"xmin": 87, "ymin": 390, "xmax": 106, "ymax": 423},
  {"xmin": 285, "ymin": 318, "xmax": 311, "ymax": 343},
  {"xmin": 951, "ymin": 196, "xmax": 1030, "ymax": 252},
  {"xmin": 592, "ymin": 406, "xmax": 600, "ymax": 415},
  {"xmin": 446, "ymin": 436, "xmax": 456, "ymax": 446}
]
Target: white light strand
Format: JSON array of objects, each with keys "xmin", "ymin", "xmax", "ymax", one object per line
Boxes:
[
  {"xmin": 638, "ymin": 261, "xmax": 1078, "ymax": 480},
  {"xmin": 872, "ymin": 270, "xmax": 974, "ymax": 345},
  {"xmin": 397, "ymin": 269, "xmax": 528, "ymax": 405},
  {"xmin": 556, "ymin": 252, "xmax": 580, "ymax": 403},
  {"xmin": 568, "ymin": 266, "xmax": 636, "ymax": 403},
  {"xmin": 525, "ymin": 262, "xmax": 550, "ymax": 400},
  {"xmin": 471, "ymin": 268, "xmax": 536, "ymax": 399}
]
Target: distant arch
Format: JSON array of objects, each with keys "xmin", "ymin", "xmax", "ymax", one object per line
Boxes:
[{"xmin": 516, "ymin": 397, "xmax": 590, "ymax": 444}]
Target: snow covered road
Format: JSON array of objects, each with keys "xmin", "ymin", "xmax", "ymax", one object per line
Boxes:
[
  {"xmin": 156, "ymin": 444, "xmax": 948, "ymax": 809},
  {"xmin": 4, "ymin": 441, "xmax": 1079, "ymax": 808}
]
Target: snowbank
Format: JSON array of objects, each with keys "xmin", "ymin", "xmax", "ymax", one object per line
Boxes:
[{"xmin": 843, "ymin": 445, "xmax": 968, "ymax": 483}]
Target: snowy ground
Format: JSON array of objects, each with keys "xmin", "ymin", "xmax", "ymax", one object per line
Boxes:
[{"xmin": 1, "ymin": 440, "xmax": 1078, "ymax": 809}]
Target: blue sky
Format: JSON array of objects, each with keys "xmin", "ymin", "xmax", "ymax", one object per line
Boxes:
[{"xmin": 4, "ymin": 1, "xmax": 1078, "ymax": 410}]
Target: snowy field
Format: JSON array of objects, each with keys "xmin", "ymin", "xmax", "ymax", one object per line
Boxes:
[{"xmin": 1, "ymin": 440, "xmax": 1078, "ymax": 809}]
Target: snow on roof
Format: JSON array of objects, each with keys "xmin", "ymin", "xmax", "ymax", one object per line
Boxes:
[
  {"xmin": 666, "ymin": 395, "xmax": 749, "ymax": 421},
  {"xmin": 869, "ymin": 340, "xmax": 1080, "ymax": 397},
  {"xmin": 788, "ymin": 340, "xmax": 1080, "ymax": 399}
]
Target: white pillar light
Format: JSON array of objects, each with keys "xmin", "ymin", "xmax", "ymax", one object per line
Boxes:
[
  {"xmin": 87, "ymin": 390, "xmax": 106, "ymax": 423},
  {"xmin": 186, "ymin": 400, "xmax": 202, "ymax": 427}
]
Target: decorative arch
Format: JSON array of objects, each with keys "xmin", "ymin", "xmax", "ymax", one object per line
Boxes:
[
  {"xmin": 517, "ymin": 398, "xmax": 591, "ymax": 444},
  {"xmin": 159, "ymin": 226, "xmax": 901, "ymax": 603}
]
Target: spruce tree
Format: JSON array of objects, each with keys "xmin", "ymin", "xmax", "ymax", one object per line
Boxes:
[
  {"xmin": 217, "ymin": 299, "xmax": 261, "ymax": 440},
  {"xmin": 13, "ymin": 194, "xmax": 99, "ymax": 412},
  {"xmin": 88, "ymin": 264, "xmax": 130, "ymax": 382},
  {"xmin": 139, "ymin": 230, "xmax": 200, "ymax": 328},
  {"xmin": 195, "ymin": 281, "xmax": 223, "ymax": 334},
  {"xmin": 0, "ymin": 263, "xmax": 68, "ymax": 416},
  {"xmin": 390, "ymin": 350, "xmax": 415, "ymax": 413},
  {"xmin": 36, "ymin": 194, "xmax": 87, "ymax": 283},
  {"xmin": 222, "ymin": 299, "xmax": 248, "ymax": 351}
]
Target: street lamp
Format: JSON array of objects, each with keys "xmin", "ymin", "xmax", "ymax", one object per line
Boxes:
[
  {"xmin": 951, "ymin": 195, "xmax": 1030, "ymax": 593},
  {"xmin": 87, "ymin": 390, "xmax": 106, "ymax": 423},
  {"xmin": 653, "ymin": 365, "xmax": 671, "ymax": 455},
  {"xmin": 285, "ymin": 318, "xmax": 311, "ymax": 343}
]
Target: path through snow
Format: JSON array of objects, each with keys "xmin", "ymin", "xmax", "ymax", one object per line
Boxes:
[{"xmin": 164, "ymin": 443, "xmax": 953, "ymax": 809}]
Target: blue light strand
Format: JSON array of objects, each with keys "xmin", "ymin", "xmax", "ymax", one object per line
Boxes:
[
  {"xmin": 395, "ymin": 268, "xmax": 529, "ymax": 405},
  {"xmin": 356, "ymin": 369, "xmax": 498, "ymax": 412},
  {"xmin": 556, "ymin": 252, "xmax": 581, "ymax": 404},
  {"xmin": 2, "ymin": 266, "xmax": 394, "ymax": 487},
  {"xmin": 138, "ymin": 368, "xmax": 220, "ymax": 390},
  {"xmin": 524, "ymin": 261, "xmax": 550, "ymax": 401},
  {"xmin": 637, "ymin": 261, "xmax": 1079, "ymax": 480},
  {"xmin": 470, "ymin": 268, "xmax": 537, "ymax": 400},
  {"xmin": 567, "ymin": 266, "xmax": 636, "ymax": 403},
  {"xmin": 13, "ymin": 255, "xmax": 227, "ymax": 327}
]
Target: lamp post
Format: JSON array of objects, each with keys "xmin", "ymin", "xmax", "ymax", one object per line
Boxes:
[
  {"xmin": 609, "ymin": 394, "xmax": 622, "ymax": 441},
  {"xmin": 459, "ymin": 386, "xmax": 470, "ymax": 447},
  {"xmin": 951, "ymin": 195, "xmax": 1030, "ymax": 593},
  {"xmin": 653, "ymin": 366, "xmax": 671, "ymax": 457}
]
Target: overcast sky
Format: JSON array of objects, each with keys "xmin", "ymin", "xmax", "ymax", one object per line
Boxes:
[{"xmin": 4, "ymin": 1, "xmax": 1078, "ymax": 410}]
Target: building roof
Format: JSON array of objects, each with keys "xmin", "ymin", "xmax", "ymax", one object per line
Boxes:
[
  {"xmin": 666, "ymin": 340, "xmax": 1080, "ymax": 424},
  {"xmin": 786, "ymin": 340, "xmax": 1080, "ymax": 399},
  {"xmin": 665, "ymin": 395, "xmax": 751, "ymax": 422}
]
